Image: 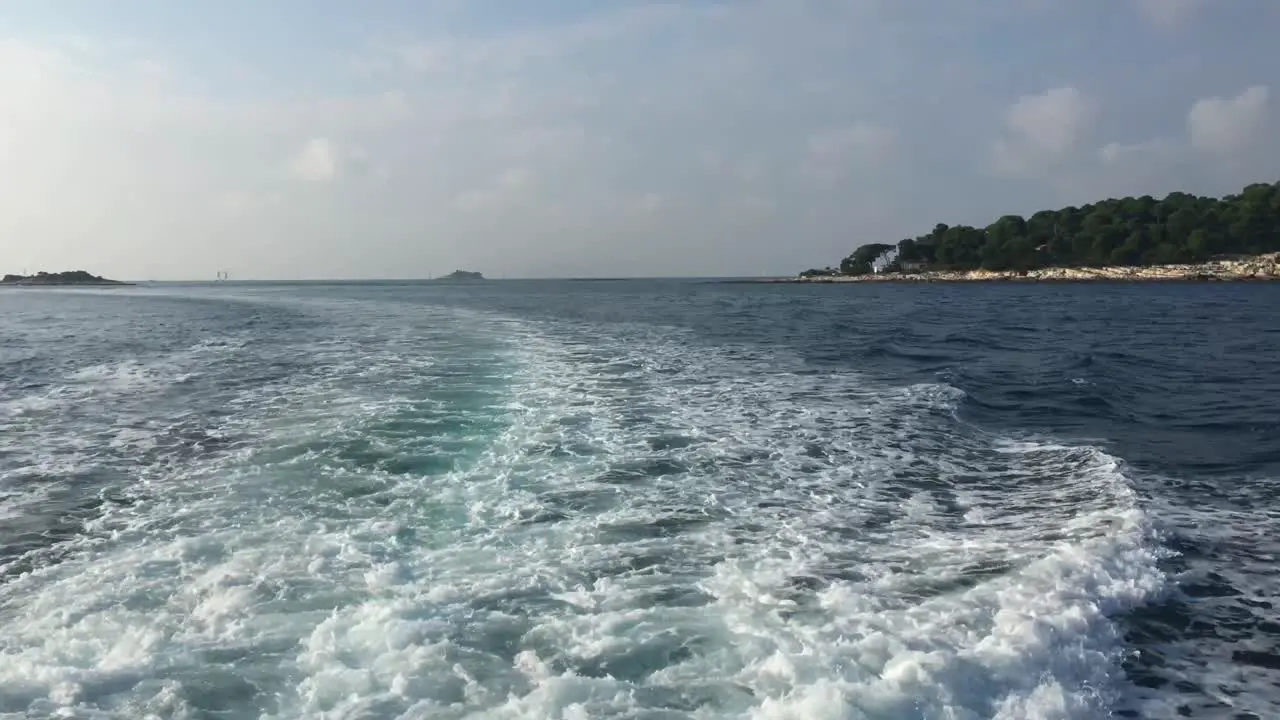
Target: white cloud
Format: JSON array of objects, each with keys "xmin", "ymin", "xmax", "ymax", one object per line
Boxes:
[
  {"xmin": 1, "ymin": 0, "xmax": 1277, "ymax": 280},
  {"xmin": 1188, "ymin": 85, "xmax": 1269, "ymax": 155},
  {"xmin": 1076, "ymin": 138, "xmax": 1184, "ymax": 200},
  {"xmin": 1011, "ymin": 84, "xmax": 1276, "ymax": 203},
  {"xmin": 0, "ymin": 37, "xmax": 430, "ymax": 278},
  {"xmin": 1009, "ymin": 87, "xmax": 1090, "ymax": 154},
  {"xmin": 991, "ymin": 86, "xmax": 1093, "ymax": 176},
  {"xmin": 289, "ymin": 138, "xmax": 340, "ymax": 182}
]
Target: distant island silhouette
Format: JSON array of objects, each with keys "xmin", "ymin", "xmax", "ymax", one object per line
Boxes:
[
  {"xmin": 436, "ymin": 270, "xmax": 485, "ymax": 281},
  {"xmin": 1, "ymin": 270, "xmax": 131, "ymax": 286}
]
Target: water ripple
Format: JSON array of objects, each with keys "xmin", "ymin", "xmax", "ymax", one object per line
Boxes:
[{"xmin": 0, "ymin": 282, "xmax": 1277, "ymax": 718}]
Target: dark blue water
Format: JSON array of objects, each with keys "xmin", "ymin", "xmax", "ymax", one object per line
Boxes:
[{"xmin": 1, "ymin": 280, "xmax": 1277, "ymax": 718}]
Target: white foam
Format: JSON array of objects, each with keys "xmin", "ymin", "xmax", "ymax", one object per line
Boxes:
[{"xmin": 0, "ymin": 296, "xmax": 1166, "ymax": 718}]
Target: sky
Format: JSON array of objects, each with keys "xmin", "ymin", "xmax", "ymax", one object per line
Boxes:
[{"xmin": 0, "ymin": 0, "xmax": 1278, "ymax": 280}]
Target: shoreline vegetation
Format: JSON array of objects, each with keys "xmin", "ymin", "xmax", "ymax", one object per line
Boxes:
[
  {"xmin": 789, "ymin": 179, "xmax": 1280, "ymax": 283},
  {"xmin": 1, "ymin": 270, "xmax": 131, "ymax": 286}
]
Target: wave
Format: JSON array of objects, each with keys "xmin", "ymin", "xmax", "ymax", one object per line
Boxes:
[{"xmin": 0, "ymin": 297, "xmax": 1166, "ymax": 718}]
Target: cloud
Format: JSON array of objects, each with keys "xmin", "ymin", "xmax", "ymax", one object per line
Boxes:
[
  {"xmin": 1, "ymin": 1, "xmax": 1278, "ymax": 279},
  {"xmin": 1010, "ymin": 87, "xmax": 1092, "ymax": 155},
  {"xmin": 1078, "ymin": 138, "xmax": 1185, "ymax": 200},
  {"xmin": 1133, "ymin": 0, "xmax": 1205, "ymax": 29},
  {"xmin": 1187, "ymin": 85, "xmax": 1270, "ymax": 155},
  {"xmin": 995, "ymin": 83, "xmax": 1276, "ymax": 206},
  {"xmin": 289, "ymin": 138, "xmax": 340, "ymax": 182},
  {"xmin": 991, "ymin": 87, "xmax": 1094, "ymax": 176}
]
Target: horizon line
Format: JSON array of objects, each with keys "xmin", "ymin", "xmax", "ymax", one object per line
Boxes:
[{"xmin": 119, "ymin": 274, "xmax": 793, "ymax": 283}]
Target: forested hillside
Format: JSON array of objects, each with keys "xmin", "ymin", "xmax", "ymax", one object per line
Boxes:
[{"xmin": 810, "ymin": 180, "xmax": 1280, "ymax": 276}]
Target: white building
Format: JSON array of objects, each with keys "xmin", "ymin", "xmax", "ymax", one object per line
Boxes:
[{"xmin": 871, "ymin": 247, "xmax": 900, "ymax": 273}]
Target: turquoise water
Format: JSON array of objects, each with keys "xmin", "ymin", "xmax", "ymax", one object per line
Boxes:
[{"xmin": 2, "ymin": 281, "xmax": 1278, "ymax": 718}]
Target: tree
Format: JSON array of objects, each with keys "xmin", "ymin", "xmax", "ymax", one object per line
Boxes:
[
  {"xmin": 811, "ymin": 178, "xmax": 1280, "ymax": 275},
  {"xmin": 839, "ymin": 242, "xmax": 895, "ymax": 275},
  {"xmin": 897, "ymin": 238, "xmax": 920, "ymax": 262}
]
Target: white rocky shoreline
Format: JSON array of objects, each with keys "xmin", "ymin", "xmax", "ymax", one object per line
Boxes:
[{"xmin": 773, "ymin": 252, "xmax": 1280, "ymax": 283}]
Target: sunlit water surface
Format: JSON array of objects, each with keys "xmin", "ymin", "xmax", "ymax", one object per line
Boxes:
[{"xmin": 2, "ymin": 280, "xmax": 1278, "ymax": 719}]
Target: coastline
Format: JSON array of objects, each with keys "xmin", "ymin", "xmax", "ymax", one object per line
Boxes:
[
  {"xmin": 0, "ymin": 281, "xmax": 134, "ymax": 287},
  {"xmin": 767, "ymin": 253, "xmax": 1280, "ymax": 284},
  {"xmin": 1, "ymin": 270, "xmax": 133, "ymax": 287}
]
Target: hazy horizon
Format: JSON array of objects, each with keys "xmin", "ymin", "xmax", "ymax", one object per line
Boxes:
[{"xmin": 2, "ymin": 1, "xmax": 1278, "ymax": 281}]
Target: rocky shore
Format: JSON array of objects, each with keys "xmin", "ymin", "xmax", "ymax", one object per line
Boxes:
[{"xmin": 779, "ymin": 253, "xmax": 1280, "ymax": 283}]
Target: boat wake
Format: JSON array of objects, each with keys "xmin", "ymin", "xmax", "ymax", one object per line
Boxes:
[{"xmin": 0, "ymin": 295, "xmax": 1166, "ymax": 718}]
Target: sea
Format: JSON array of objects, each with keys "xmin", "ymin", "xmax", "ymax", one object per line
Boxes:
[{"xmin": 1, "ymin": 279, "xmax": 1277, "ymax": 720}]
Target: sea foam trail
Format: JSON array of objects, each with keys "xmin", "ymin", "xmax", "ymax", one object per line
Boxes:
[
  {"xmin": 0, "ymin": 295, "xmax": 1164, "ymax": 719},
  {"xmin": 427, "ymin": 323, "xmax": 1165, "ymax": 719}
]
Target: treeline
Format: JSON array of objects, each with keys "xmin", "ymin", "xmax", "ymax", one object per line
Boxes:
[
  {"xmin": 805, "ymin": 180, "xmax": 1280, "ymax": 276},
  {"xmin": 1, "ymin": 270, "xmax": 116, "ymax": 284}
]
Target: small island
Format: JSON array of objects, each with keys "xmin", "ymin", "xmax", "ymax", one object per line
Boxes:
[
  {"xmin": 435, "ymin": 270, "xmax": 485, "ymax": 281},
  {"xmin": 790, "ymin": 179, "xmax": 1280, "ymax": 282},
  {"xmin": 1, "ymin": 270, "xmax": 131, "ymax": 286}
]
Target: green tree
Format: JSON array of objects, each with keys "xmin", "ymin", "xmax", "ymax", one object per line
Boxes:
[{"xmin": 812, "ymin": 178, "xmax": 1280, "ymax": 276}]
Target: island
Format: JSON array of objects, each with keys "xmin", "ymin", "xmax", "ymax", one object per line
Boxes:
[
  {"xmin": 790, "ymin": 179, "xmax": 1280, "ymax": 282},
  {"xmin": 435, "ymin": 270, "xmax": 485, "ymax": 281},
  {"xmin": 1, "ymin": 270, "xmax": 132, "ymax": 286}
]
